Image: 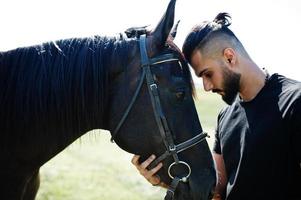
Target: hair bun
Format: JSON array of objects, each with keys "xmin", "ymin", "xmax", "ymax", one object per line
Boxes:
[{"xmin": 213, "ymin": 12, "xmax": 232, "ymax": 27}]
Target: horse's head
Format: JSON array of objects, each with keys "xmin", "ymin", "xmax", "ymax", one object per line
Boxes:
[{"xmin": 108, "ymin": 0, "xmax": 216, "ymax": 199}]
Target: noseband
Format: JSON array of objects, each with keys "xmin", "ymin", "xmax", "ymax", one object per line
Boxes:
[{"xmin": 111, "ymin": 34, "xmax": 208, "ymax": 199}]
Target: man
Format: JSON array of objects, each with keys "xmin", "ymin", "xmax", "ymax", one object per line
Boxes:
[{"xmin": 132, "ymin": 13, "xmax": 301, "ymax": 199}]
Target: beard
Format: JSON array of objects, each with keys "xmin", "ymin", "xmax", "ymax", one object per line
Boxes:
[{"xmin": 213, "ymin": 67, "xmax": 241, "ymax": 105}]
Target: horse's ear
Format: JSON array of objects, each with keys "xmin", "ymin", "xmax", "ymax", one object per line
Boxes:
[{"xmin": 150, "ymin": 0, "xmax": 176, "ymax": 49}]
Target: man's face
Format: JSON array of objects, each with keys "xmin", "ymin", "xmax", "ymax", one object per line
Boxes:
[
  {"xmin": 219, "ymin": 66, "xmax": 241, "ymax": 105},
  {"xmin": 190, "ymin": 50, "xmax": 240, "ymax": 105}
]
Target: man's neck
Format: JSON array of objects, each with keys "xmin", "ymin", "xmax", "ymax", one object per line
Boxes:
[{"xmin": 239, "ymin": 64, "xmax": 267, "ymax": 102}]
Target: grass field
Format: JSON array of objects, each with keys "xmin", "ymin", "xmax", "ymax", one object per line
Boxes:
[{"xmin": 36, "ymin": 89, "xmax": 225, "ymax": 200}]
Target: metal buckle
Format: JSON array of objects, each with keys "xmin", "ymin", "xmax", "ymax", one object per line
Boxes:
[
  {"xmin": 150, "ymin": 84, "xmax": 159, "ymax": 96},
  {"xmin": 169, "ymin": 145, "xmax": 176, "ymax": 153},
  {"xmin": 150, "ymin": 83, "xmax": 157, "ymax": 90}
]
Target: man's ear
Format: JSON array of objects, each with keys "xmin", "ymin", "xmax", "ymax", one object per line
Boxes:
[
  {"xmin": 223, "ymin": 48, "xmax": 236, "ymax": 65},
  {"xmin": 148, "ymin": 0, "xmax": 176, "ymax": 53}
]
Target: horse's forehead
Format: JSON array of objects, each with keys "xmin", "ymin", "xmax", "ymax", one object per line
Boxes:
[{"xmin": 166, "ymin": 40, "xmax": 185, "ymax": 60}]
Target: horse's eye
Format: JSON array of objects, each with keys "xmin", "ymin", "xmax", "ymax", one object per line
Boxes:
[{"xmin": 175, "ymin": 91, "xmax": 185, "ymax": 101}]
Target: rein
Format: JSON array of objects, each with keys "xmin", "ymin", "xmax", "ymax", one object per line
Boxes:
[{"xmin": 111, "ymin": 34, "xmax": 208, "ymax": 200}]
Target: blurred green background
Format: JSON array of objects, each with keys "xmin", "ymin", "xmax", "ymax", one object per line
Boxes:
[{"xmin": 36, "ymin": 89, "xmax": 225, "ymax": 200}]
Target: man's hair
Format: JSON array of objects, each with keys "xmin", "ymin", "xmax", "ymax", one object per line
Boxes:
[{"xmin": 182, "ymin": 13, "xmax": 248, "ymax": 64}]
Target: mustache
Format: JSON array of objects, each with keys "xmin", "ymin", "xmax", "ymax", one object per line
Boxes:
[{"xmin": 212, "ymin": 89, "xmax": 222, "ymax": 93}]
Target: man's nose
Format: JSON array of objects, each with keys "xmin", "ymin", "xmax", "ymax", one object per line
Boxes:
[{"xmin": 203, "ymin": 78, "xmax": 213, "ymax": 92}]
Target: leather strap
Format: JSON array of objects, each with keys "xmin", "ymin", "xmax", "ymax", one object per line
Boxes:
[
  {"xmin": 164, "ymin": 177, "xmax": 181, "ymax": 200},
  {"xmin": 140, "ymin": 34, "xmax": 179, "ymax": 163},
  {"xmin": 149, "ymin": 132, "xmax": 208, "ymax": 169},
  {"xmin": 111, "ymin": 69, "xmax": 146, "ymax": 141},
  {"xmin": 111, "ymin": 36, "xmax": 178, "ymax": 142}
]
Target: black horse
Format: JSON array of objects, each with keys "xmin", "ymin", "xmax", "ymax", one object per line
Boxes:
[{"xmin": 0, "ymin": 0, "xmax": 216, "ymax": 199}]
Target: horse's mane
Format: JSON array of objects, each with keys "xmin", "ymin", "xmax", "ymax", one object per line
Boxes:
[{"xmin": 0, "ymin": 35, "xmax": 130, "ymax": 142}]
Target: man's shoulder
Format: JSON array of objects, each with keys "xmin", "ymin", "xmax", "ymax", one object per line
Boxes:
[
  {"xmin": 271, "ymin": 74, "xmax": 301, "ymax": 115},
  {"xmin": 217, "ymin": 101, "xmax": 240, "ymax": 121},
  {"xmin": 268, "ymin": 73, "xmax": 301, "ymax": 98},
  {"xmin": 273, "ymin": 73, "xmax": 301, "ymax": 90},
  {"xmin": 279, "ymin": 74, "xmax": 301, "ymax": 95}
]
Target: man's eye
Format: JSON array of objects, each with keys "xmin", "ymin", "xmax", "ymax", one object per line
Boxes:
[{"xmin": 204, "ymin": 72, "xmax": 212, "ymax": 79}]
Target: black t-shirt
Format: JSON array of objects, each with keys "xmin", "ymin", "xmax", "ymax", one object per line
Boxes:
[{"xmin": 213, "ymin": 74, "xmax": 301, "ymax": 200}]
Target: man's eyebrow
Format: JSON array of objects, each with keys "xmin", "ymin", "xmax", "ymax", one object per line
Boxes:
[{"xmin": 198, "ymin": 69, "xmax": 208, "ymax": 77}]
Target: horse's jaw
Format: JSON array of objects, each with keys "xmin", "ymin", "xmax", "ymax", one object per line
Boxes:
[
  {"xmin": 190, "ymin": 169, "xmax": 216, "ymax": 200},
  {"xmin": 172, "ymin": 167, "xmax": 216, "ymax": 200}
]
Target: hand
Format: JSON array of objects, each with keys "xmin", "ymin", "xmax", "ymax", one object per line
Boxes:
[
  {"xmin": 131, "ymin": 154, "xmax": 168, "ymax": 188},
  {"xmin": 212, "ymin": 193, "xmax": 222, "ymax": 200}
]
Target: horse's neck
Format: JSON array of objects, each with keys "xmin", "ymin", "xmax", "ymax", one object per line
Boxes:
[
  {"xmin": 55, "ymin": 37, "xmax": 112, "ymax": 133},
  {"xmin": 0, "ymin": 37, "xmax": 118, "ymax": 168},
  {"xmin": 15, "ymin": 37, "xmax": 112, "ymax": 138}
]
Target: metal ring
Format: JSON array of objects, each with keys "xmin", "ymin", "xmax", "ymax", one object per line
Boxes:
[{"xmin": 168, "ymin": 161, "xmax": 191, "ymax": 182}]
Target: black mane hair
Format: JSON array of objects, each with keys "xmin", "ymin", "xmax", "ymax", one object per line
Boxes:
[{"xmin": 0, "ymin": 35, "xmax": 130, "ymax": 143}]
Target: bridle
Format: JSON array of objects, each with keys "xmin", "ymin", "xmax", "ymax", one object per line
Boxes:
[{"xmin": 111, "ymin": 34, "xmax": 208, "ymax": 199}]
